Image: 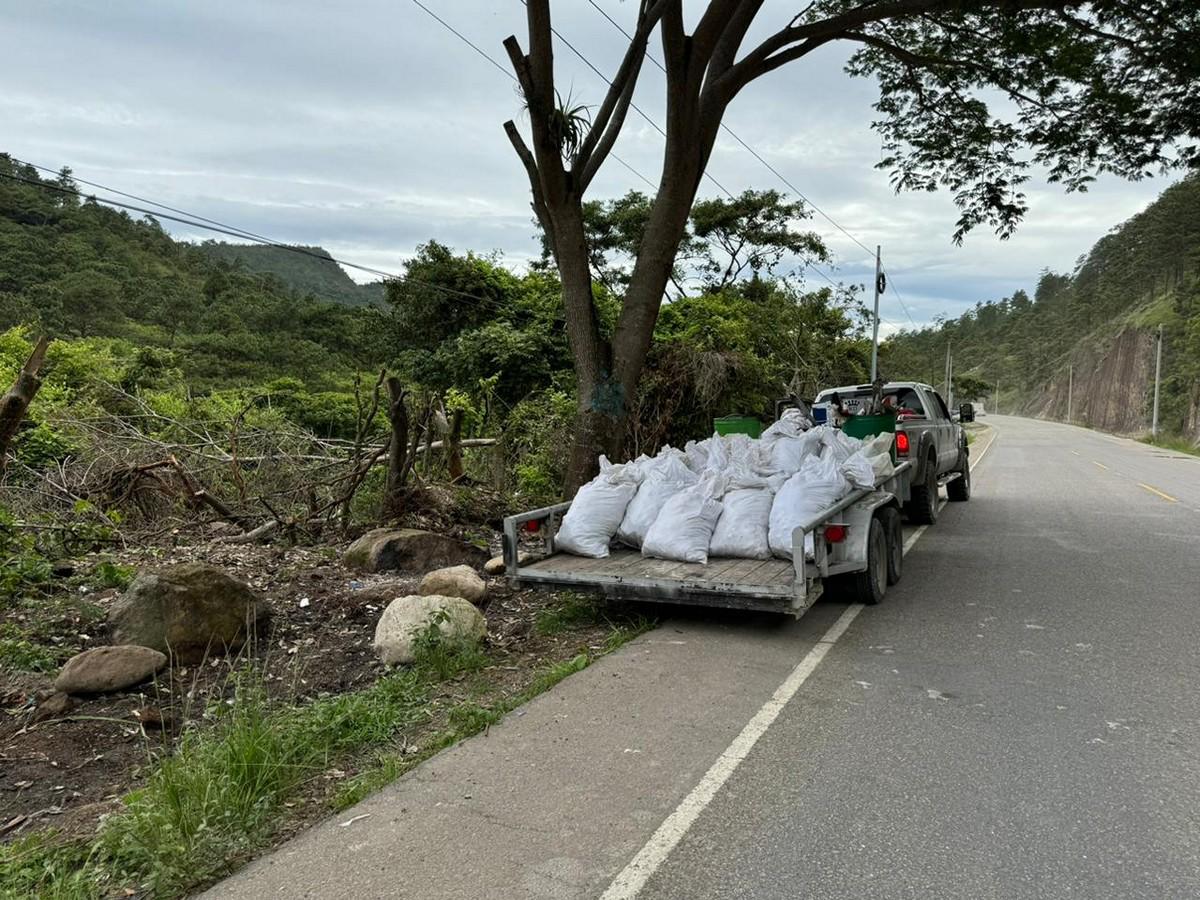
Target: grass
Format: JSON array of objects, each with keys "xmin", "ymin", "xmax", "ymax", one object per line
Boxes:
[
  {"xmin": 1140, "ymin": 434, "xmax": 1200, "ymax": 457},
  {"xmin": 0, "ymin": 623, "xmax": 64, "ymax": 673},
  {"xmin": 534, "ymin": 591, "xmax": 607, "ymax": 634},
  {"xmin": 1, "ymin": 598, "xmax": 656, "ymax": 898}
]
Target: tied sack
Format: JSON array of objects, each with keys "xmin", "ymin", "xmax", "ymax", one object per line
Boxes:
[
  {"xmin": 617, "ymin": 452, "xmax": 697, "ymax": 548},
  {"xmin": 841, "ymin": 432, "xmax": 895, "ymax": 489},
  {"xmin": 554, "ymin": 456, "xmax": 639, "ymax": 558},
  {"xmin": 642, "ymin": 474, "xmax": 724, "ymax": 565},
  {"xmin": 709, "ymin": 487, "xmax": 774, "ymax": 559},
  {"xmin": 768, "ymin": 452, "xmax": 852, "ymax": 559}
]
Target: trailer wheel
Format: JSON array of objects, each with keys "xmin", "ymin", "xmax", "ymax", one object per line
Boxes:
[
  {"xmin": 848, "ymin": 517, "xmax": 888, "ymax": 605},
  {"xmin": 947, "ymin": 451, "xmax": 971, "ymax": 502},
  {"xmin": 906, "ymin": 453, "xmax": 939, "ymax": 525},
  {"xmin": 879, "ymin": 507, "xmax": 903, "ymax": 586}
]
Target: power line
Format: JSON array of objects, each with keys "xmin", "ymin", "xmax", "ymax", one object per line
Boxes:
[
  {"xmin": 0, "ymin": 165, "xmax": 516, "ymax": 310},
  {"xmin": 408, "ymin": 0, "xmax": 656, "ymax": 191},
  {"xmin": 411, "ymin": 0, "xmax": 841, "ymax": 291},
  {"xmin": 583, "ymin": 0, "xmax": 919, "ymax": 328}
]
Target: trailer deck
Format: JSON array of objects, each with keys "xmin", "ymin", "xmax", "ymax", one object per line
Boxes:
[{"xmin": 515, "ymin": 549, "xmax": 805, "ymax": 613}]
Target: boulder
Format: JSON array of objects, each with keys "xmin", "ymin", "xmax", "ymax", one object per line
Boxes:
[
  {"xmin": 350, "ymin": 581, "xmax": 414, "ymax": 605},
  {"xmin": 373, "ymin": 595, "xmax": 487, "ymax": 666},
  {"xmin": 419, "ymin": 565, "xmax": 486, "ymax": 604},
  {"xmin": 345, "ymin": 528, "xmax": 487, "ymax": 574},
  {"xmin": 108, "ymin": 562, "xmax": 270, "ymax": 664},
  {"xmin": 54, "ymin": 645, "xmax": 167, "ymax": 695},
  {"xmin": 483, "ymin": 551, "xmax": 538, "ymax": 575}
]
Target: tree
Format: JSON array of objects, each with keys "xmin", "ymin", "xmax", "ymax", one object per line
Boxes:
[{"xmin": 502, "ymin": 1, "xmax": 1200, "ymax": 491}]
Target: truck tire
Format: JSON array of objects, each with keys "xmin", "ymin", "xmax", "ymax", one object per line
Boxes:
[
  {"xmin": 879, "ymin": 506, "xmax": 903, "ymax": 586},
  {"xmin": 848, "ymin": 516, "xmax": 888, "ymax": 605},
  {"xmin": 947, "ymin": 450, "xmax": 971, "ymax": 502},
  {"xmin": 906, "ymin": 452, "xmax": 939, "ymax": 525}
]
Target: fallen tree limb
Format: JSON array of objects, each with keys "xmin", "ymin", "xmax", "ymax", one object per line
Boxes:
[{"xmin": 0, "ymin": 336, "xmax": 50, "ymax": 471}]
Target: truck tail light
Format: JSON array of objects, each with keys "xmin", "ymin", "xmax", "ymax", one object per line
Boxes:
[
  {"xmin": 895, "ymin": 432, "xmax": 910, "ymax": 455},
  {"xmin": 824, "ymin": 524, "xmax": 847, "ymax": 543}
]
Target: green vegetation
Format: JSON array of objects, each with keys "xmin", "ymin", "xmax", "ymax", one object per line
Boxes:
[
  {"xmin": 1140, "ymin": 434, "xmax": 1200, "ymax": 457},
  {"xmin": 883, "ymin": 176, "xmax": 1200, "ymax": 445},
  {"xmin": 198, "ymin": 242, "xmax": 385, "ymax": 308}
]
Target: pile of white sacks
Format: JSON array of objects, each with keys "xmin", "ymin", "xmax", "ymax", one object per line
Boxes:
[{"xmin": 555, "ymin": 409, "xmax": 895, "ymax": 564}]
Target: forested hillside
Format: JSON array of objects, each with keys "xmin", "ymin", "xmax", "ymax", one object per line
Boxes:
[
  {"xmin": 199, "ymin": 241, "xmax": 386, "ymax": 307},
  {"xmin": 882, "ymin": 176, "xmax": 1200, "ymax": 443}
]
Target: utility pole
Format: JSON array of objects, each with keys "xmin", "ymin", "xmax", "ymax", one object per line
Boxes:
[
  {"xmin": 995, "ymin": 379, "xmax": 1000, "ymax": 416},
  {"xmin": 870, "ymin": 245, "xmax": 882, "ymax": 383},
  {"xmin": 947, "ymin": 349, "xmax": 954, "ymax": 410},
  {"xmin": 1067, "ymin": 364, "xmax": 1073, "ymax": 423},
  {"xmin": 1152, "ymin": 324, "xmax": 1163, "ymax": 437},
  {"xmin": 944, "ymin": 342, "xmax": 951, "ymax": 398}
]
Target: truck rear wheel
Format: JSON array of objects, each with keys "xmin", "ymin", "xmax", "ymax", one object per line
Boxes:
[
  {"xmin": 848, "ymin": 517, "xmax": 887, "ymax": 605},
  {"xmin": 879, "ymin": 506, "xmax": 903, "ymax": 586},
  {"xmin": 947, "ymin": 451, "xmax": 971, "ymax": 502},
  {"xmin": 906, "ymin": 454, "xmax": 939, "ymax": 525}
]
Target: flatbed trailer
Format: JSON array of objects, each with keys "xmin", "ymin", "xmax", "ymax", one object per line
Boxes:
[{"xmin": 503, "ymin": 460, "xmax": 914, "ymax": 616}]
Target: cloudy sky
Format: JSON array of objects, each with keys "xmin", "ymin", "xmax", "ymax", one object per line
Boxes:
[{"xmin": 4, "ymin": 0, "xmax": 1174, "ymax": 330}]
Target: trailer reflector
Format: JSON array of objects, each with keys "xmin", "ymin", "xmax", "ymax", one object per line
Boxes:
[{"xmin": 824, "ymin": 524, "xmax": 847, "ymax": 543}]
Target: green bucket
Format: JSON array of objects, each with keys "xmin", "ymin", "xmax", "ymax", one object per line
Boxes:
[
  {"xmin": 841, "ymin": 414, "xmax": 897, "ymax": 461},
  {"xmin": 713, "ymin": 415, "xmax": 763, "ymax": 439}
]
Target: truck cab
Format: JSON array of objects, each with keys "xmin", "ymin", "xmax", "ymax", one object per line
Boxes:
[{"xmin": 814, "ymin": 381, "xmax": 970, "ymax": 524}]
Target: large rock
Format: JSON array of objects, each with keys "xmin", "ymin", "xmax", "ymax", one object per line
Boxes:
[
  {"xmin": 372, "ymin": 595, "xmax": 487, "ymax": 666},
  {"xmin": 54, "ymin": 645, "xmax": 167, "ymax": 695},
  {"xmin": 108, "ymin": 562, "xmax": 270, "ymax": 664},
  {"xmin": 419, "ymin": 565, "xmax": 486, "ymax": 604},
  {"xmin": 345, "ymin": 529, "xmax": 487, "ymax": 574},
  {"xmin": 483, "ymin": 551, "xmax": 538, "ymax": 575}
]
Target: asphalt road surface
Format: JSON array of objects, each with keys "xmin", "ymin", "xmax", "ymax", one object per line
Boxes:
[{"xmin": 211, "ymin": 416, "xmax": 1200, "ymax": 899}]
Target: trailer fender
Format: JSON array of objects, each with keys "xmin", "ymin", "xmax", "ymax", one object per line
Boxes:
[{"xmin": 824, "ymin": 493, "xmax": 899, "ymax": 575}]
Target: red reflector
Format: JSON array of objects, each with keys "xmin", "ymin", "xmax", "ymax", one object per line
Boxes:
[
  {"xmin": 824, "ymin": 524, "xmax": 847, "ymax": 543},
  {"xmin": 524, "ymin": 519, "xmax": 542, "ymax": 533},
  {"xmin": 895, "ymin": 432, "xmax": 910, "ymax": 455}
]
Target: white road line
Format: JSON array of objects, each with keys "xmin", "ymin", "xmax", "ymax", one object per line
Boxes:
[
  {"xmin": 601, "ymin": 425, "xmax": 1001, "ymax": 898},
  {"xmin": 598, "ymin": 604, "xmax": 864, "ymax": 900}
]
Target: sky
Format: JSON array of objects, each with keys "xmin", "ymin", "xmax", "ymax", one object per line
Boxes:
[{"xmin": 2, "ymin": 0, "xmax": 1174, "ymax": 332}]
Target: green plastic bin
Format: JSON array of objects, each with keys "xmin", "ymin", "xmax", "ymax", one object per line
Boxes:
[
  {"xmin": 713, "ymin": 415, "xmax": 763, "ymax": 439},
  {"xmin": 841, "ymin": 413, "xmax": 897, "ymax": 462}
]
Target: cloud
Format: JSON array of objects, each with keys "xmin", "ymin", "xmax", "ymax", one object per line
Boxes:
[{"xmin": 3, "ymin": 0, "xmax": 1169, "ymax": 324}]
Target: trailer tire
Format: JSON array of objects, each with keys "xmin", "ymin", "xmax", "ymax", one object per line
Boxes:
[
  {"xmin": 947, "ymin": 451, "xmax": 971, "ymax": 502},
  {"xmin": 847, "ymin": 516, "xmax": 888, "ymax": 605},
  {"xmin": 879, "ymin": 506, "xmax": 903, "ymax": 586},
  {"xmin": 907, "ymin": 453, "xmax": 939, "ymax": 525}
]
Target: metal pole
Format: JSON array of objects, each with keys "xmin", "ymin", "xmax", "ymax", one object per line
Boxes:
[
  {"xmin": 1152, "ymin": 324, "xmax": 1163, "ymax": 437},
  {"xmin": 995, "ymin": 380, "xmax": 999, "ymax": 416},
  {"xmin": 1067, "ymin": 364, "xmax": 1073, "ymax": 423},
  {"xmin": 870, "ymin": 245, "xmax": 881, "ymax": 383},
  {"xmin": 944, "ymin": 342, "xmax": 951, "ymax": 397},
  {"xmin": 947, "ymin": 349, "xmax": 954, "ymax": 410}
]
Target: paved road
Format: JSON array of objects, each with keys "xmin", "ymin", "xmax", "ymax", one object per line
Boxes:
[
  {"xmin": 637, "ymin": 415, "xmax": 1200, "ymax": 899},
  {"xmin": 211, "ymin": 416, "xmax": 1200, "ymax": 899}
]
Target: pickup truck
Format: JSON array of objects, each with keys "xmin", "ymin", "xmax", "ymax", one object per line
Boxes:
[{"xmin": 813, "ymin": 381, "xmax": 970, "ymax": 525}]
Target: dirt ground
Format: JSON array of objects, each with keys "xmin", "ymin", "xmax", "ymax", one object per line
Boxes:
[{"xmin": 0, "ymin": 536, "xmax": 623, "ymax": 845}]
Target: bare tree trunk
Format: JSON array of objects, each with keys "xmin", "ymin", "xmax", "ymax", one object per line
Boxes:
[
  {"xmin": 0, "ymin": 336, "xmax": 50, "ymax": 471},
  {"xmin": 382, "ymin": 376, "xmax": 409, "ymax": 519},
  {"xmin": 446, "ymin": 408, "xmax": 465, "ymax": 481}
]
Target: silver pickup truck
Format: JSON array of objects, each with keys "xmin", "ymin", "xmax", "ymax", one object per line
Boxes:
[{"xmin": 813, "ymin": 381, "xmax": 970, "ymax": 525}]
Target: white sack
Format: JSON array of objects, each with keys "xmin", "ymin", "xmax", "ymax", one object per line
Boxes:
[
  {"xmin": 761, "ymin": 406, "xmax": 814, "ymax": 443},
  {"xmin": 642, "ymin": 475, "xmax": 724, "ymax": 565},
  {"xmin": 768, "ymin": 453, "xmax": 852, "ymax": 559},
  {"xmin": 768, "ymin": 427, "xmax": 825, "ymax": 475},
  {"xmin": 709, "ymin": 488, "xmax": 773, "ymax": 559},
  {"xmin": 862, "ymin": 431, "xmax": 894, "ymax": 458},
  {"xmin": 554, "ymin": 456, "xmax": 638, "ymax": 558},
  {"xmin": 821, "ymin": 427, "xmax": 864, "ymax": 464},
  {"xmin": 840, "ymin": 451, "xmax": 878, "ymax": 490},
  {"xmin": 617, "ymin": 453, "xmax": 697, "ymax": 547}
]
